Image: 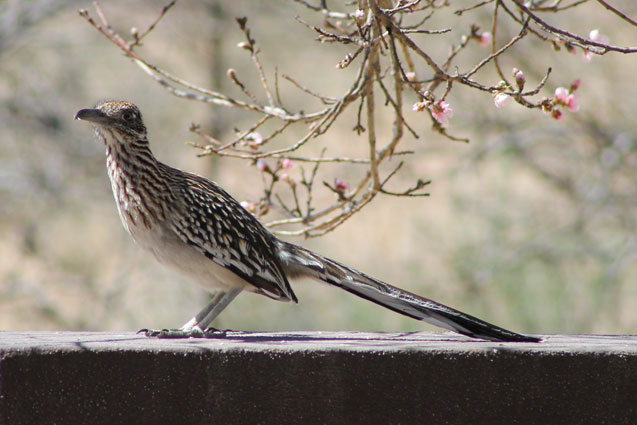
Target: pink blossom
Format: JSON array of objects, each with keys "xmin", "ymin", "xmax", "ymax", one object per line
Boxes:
[
  {"xmin": 583, "ymin": 30, "xmax": 608, "ymax": 62},
  {"xmin": 281, "ymin": 158, "xmax": 295, "ymax": 169},
  {"xmin": 353, "ymin": 9, "xmax": 365, "ymax": 20},
  {"xmin": 589, "ymin": 29, "xmax": 609, "ymax": 44},
  {"xmin": 566, "ymin": 93, "xmax": 579, "ymax": 112},
  {"xmin": 477, "ymin": 32, "xmax": 492, "ymax": 47},
  {"xmin": 554, "ymin": 87, "xmax": 569, "ymax": 104},
  {"xmin": 429, "ymin": 101, "xmax": 453, "ymax": 125},
  {"xmin": 493, "ymin": 93, "xmax": 511, "ymax": 108},
  {"xmin": 256, "ymin": 159, "xmax": 269, "ymax": 172},
  {"xmin": 553, "ymin": 86, "xmax": 580, "ymax": 112},
  {"xmin": 582, "ymin": 51, "xmax": 593, "ymax": 62},
  {"xmin": 247, "ymin": 132, "xmax": 263, "ymax": 145},
  {"xmin": 334, "ymin": 179, "xmax": 350, "ymax": 192}
]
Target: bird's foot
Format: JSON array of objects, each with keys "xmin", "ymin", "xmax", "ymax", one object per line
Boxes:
[{"xmin": 138, "ymin": 327, "xmax": 229, "ymax": 339}]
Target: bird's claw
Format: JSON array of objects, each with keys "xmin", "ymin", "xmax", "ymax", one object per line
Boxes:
[{"xmin": 137, "ymin": 327, "xmax": 229, "ymax": 339}]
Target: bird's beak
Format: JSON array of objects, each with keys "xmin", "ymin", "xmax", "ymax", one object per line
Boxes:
[{"xmin": 74, "ymin": 108, "xmax": 110, "ymax": 126}]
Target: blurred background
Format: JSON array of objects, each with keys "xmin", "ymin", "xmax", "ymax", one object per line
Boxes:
[{"xmin": 0, "ymin": 0, "xmax": 635, "ymax": 335}]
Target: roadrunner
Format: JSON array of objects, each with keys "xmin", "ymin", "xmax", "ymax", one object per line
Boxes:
[{"xmin": 75, "ymin": 100, "xmax": 539, "ymax": 342}]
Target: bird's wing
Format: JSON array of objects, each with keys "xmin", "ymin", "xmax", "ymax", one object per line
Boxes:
[{"xmin": 166, "ymin": 167, "xmax": 297, "ymax": 302}]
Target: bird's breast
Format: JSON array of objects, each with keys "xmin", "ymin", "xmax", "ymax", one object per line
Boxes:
[{"xmin": 105, "ymin": 155, "xmax": 168, "ymax": 241}]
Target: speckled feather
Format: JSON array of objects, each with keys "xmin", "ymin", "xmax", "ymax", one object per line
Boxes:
[
  {"xmin": 162, "ymin": 164, "xmax": 297, "ymax": 302},
  {"xmin": 75, "ymin": 100, "xmax": 540, "ymax": 342},
  {"xmin": 89, "ymin": 101, "xmax": 295, "ymax": 302}
]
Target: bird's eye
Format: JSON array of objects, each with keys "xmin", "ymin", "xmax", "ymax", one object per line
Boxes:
[{"xmin": 122, "ymin": 112, "xmax": 134, "ymax": 121}]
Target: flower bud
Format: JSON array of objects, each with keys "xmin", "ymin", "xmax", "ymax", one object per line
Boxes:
[
  {"xmin": 334, "ymin": 179, "xmax": 350, "ymax": 192},
  {"xmin": 281, "ymin": 173, "xmax": 296, "ymax": 188},
  {"xmin": 564, "ymin": 42, "xmax": 577, "ymax": 55},
  {"xmin": 412, "ymin": 102, "xmax": 426, "ymax": 112},
  {"xmin": 569, "ymin": 79, "xmax": 581, "ymax": 93},
  {"xmin": 281, "ymin": 158, "xmax": 295, "ymax": 170},
  {"xmin": 513, "ymin": 69, "xmax": 525, "ymax": 91},
  {"xmin": 551, "ymin": 109, "xmax": 564, "ymax": 122},
  {"xmin": 256, "ymin": 159, "xmax": 269, "ymax": 173},
  {"xmin": 493, "ymin": 93, "xmax": 511, "ymax": 108},
  {"xmin": 477, "ymin": 32, "xmax": 492, "ymax": 47},
  {"xmin": 247, "ymin": 132, "xmax": 263, "ymax": 145}
]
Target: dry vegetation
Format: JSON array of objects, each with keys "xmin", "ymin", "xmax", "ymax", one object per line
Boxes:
[{"xmin": 0, "ymin": 0, "xmax": 635, "ymax": 335}]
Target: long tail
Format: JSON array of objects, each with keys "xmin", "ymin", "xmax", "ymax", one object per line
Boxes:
[{"xmin": 277, "ymin": 242, "xmax": 540, "ymax": 342}]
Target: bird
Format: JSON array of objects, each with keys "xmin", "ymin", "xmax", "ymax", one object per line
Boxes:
[{"xmin": 74, "ymin": 100, "xmax": 540, "ymax": 342}]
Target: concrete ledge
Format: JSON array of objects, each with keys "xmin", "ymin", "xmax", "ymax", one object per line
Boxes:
[{"xmin": 1, "ymin": 331, "xmax": 636, "ymax": 424}]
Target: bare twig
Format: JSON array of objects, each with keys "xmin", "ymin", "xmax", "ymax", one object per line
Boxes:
[
  {"xmin": 595, "ymin": 0, "xmax": 637, "ymax": 27},
  {"xmin": 512, "ymin": 0, "xmax": 637, "ymax": 53},
  {"xmin": 78, "ymin": 0, "xmax": 637, "ymax": 237},
  {"xmin": 127, "ymin": 0, "xmax": 176, "ymax": 49}
]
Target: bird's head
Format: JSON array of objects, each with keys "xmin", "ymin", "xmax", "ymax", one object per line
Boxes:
[{"xmin": 75, "ymin": 100, "xmax": 147, "ymax": 142}]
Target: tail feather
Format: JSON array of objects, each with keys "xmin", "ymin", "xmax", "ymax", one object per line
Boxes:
[{"xmin": 278, "ymin": 242, "xmax": 540, "ymax": 343}]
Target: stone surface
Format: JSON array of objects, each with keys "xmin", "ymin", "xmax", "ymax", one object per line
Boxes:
[{"xmin": 1, "ymin": 331, "xmax": 636, "ymax": 424}]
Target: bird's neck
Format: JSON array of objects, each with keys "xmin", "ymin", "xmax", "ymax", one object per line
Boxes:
[{"xmin": 105, "ymin": 139, "xmax": 171, "ymax": 230}]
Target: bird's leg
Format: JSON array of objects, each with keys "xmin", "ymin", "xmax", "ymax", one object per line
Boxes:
[
  {"xmin": 186, "ymin": 288, "xmax": 242, "ymax": 330},
  {"xmin": 139, "ymin": 289, "xmax": 243, "ymax": 339}
]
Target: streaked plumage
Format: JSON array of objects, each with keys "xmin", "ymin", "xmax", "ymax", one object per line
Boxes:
[{"xmin": 75, "ymin": 100, "xmax": 539, "ymax": 342}]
